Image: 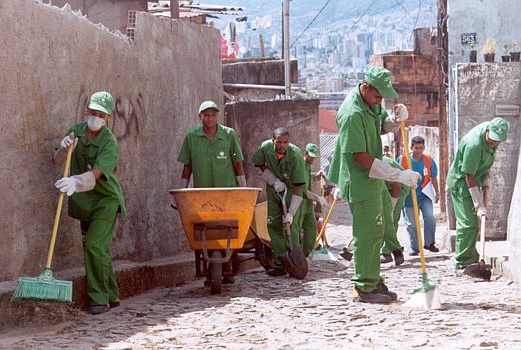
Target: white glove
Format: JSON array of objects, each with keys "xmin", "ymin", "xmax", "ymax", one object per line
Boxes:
[
  {"xmin": 315, "ymin": 169, "xmax": 326, "ymax": 177},
  {"xmin": 283, "ymin": 194, "xmax": 303, "ymax": 225},
  {"xmin": 368, "ymin": 158, "xmax": 421, "ymax": 188},
  {"xmin": 390, "ymin": 104, "xmax": 409, "ymax": 122},
  {"xmin": 333, "ymin": 187, "xmax": 342, "ymax": 200},
  {"xmin": 477, "ymin": 206, "xmax": 488, "ymax": 218},
  {"xmin": 307, "ymin": 191, "xmax": 327, "ymax": 208},
  {"xmin": 390, "ymin": 196, "xmax": 398, "ymax": 210},
  {"xmin": 382, "ymin": 104, "xmax": 408, "ymax": 133},
  {"xmin": 468, "ymin": 186, "xmax": 484, "ymax": 209},
  {"xmin": 236, "ymin": 175, "xmax": 247, "ymax": 187},
  {"xmin": 55, "ymin": 171, "xmax": 96, "ymax": 196},
  {"xmin": 283, "ymin": 213, "xmax": 293, "ymax": 225},
  {"xmin": 260, "ymin": 169, "xmax": 286, "ymax": 192},
  {"xmin": 60, "ymin": 133, "xmax": 78, "ymax": 149}
]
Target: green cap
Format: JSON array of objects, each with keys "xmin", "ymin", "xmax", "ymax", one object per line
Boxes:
[
  {"xmin": 305, "ymin": 143, "xmax": 319, "ymax": 158},
  {"xmin": 365, "ymin": 67, "xmax": 398, "ymax": 99},
  {"xmin": 488, "ymin": 117, "xmax": 509, "ymax": 142},
  {"xmin": 88, "ymin": 91, "xmax": 114, "ymax": 115},
  {"xmin": 198, "ymin": 101, "xmax": 220, "ymax": 113}
]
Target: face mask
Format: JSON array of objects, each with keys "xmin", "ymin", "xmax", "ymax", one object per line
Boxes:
[{"xmin": 87, "ymin": 115, "xmax": 106, "ymax": 131}]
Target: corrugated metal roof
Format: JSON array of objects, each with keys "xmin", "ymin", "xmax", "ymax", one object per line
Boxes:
[{"xmin": 319, "ymin": 133, "xmax": 338, "ymax": 169}]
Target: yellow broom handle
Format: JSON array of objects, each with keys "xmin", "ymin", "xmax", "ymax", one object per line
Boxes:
[
  {"xmin": 399, "ymin": 122, "xmax": 427, "ymax": 274},
  {"xmin": 45, "ymin": 142, "xmax": 74, "ymax": 269},
  {"xmin": 319, "ymin": 174, "xmax": 328, "ymax": 246},
  {"xmin": 314, "ymin": 198, "xmax": 337, "ymax": 248}
]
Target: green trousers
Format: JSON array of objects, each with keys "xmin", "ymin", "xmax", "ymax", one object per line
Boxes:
[
  {"xmin": 350, "ymin": 196, "xmax": 385, "ymax": 292},
  {"xmin": 81, "ymin": 219, "xmax": 119, "ymax": 306},
  {"xmin": 450, "ymin": 189, "xmax": 479, "ymax": 269},
  {"xmin": 381, "ymin": 189, "xmax": 406, "ymax": 255},
  {"xmin": 300, "ymin": 199, "xmax": 317, "ymax": 257},
  {"xmin": 267, "ymin": 190, "xmax": 302, "ymax": 270}
]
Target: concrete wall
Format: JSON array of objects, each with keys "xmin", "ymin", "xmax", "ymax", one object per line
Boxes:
[
  {"xmin": 222, "ymin": 58, "xmax": 298, "ymax": 85},
  {"xmin": 506, "ymin": 135, "xmax": 521, "ymax": 284},
  {"xmin": 455, "ymin": 63, "xmax": 521, "ymax": 239},
  {"xmin": 224, "ymin": 99, "xmax": 320, "ymax": 202},
  {"xmin": 448, "ymin": 0, "xmax": 521, "ymax": 65},
  {"xmin": 43, "ymin": 0, "xmax": 147, "ymax": 33},
  {"xmin": 1, "ymin": 1, "xmax": 222, "ymax": 282}
]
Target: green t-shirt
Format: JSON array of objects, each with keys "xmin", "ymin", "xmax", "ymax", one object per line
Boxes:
[
  {"xmin": 251, "ymin": 139, "xmax": 307, "ymax": 193},
  {"xmin": 447, "ymin": 121, "xmax": 498, "ymax": 195},
  {"xmin": 328, "ymin": 84, "xmax": 389, "ymax": 202},
  {"xmin": 66, "ymin": 122, "xmax": 126, "ymax": 221},
  {"xmin": 177, "ymin": 123, "xmax": 244, "ymax": 187}
]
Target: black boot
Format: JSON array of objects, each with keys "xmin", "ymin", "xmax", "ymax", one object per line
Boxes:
[{"xmin": 392, "ymin": 250, "xmax": 404, "ymax": 266}]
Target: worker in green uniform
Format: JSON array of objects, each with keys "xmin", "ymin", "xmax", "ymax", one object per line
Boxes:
[
  {"xmin": 177, "ymin": 100, "xmax": 246, "ymax": 284},
  {"xmin": 301, "ymin": 143, "xmax": 327, "ymax": 256},
  {"xmin": 328, "ymin": 67, "xmax": 421, "ymax": 304},
  {"xmin": 54, "ymin": 91, "xmax": 126, "ymax": 315},
  {"xmin": 447, "ymin": 117, "xmax": 508, "ymax": 271},
  {"xmin": 380, "ymin": 157, "xmax": 410, "ymax": 266},
  {"xmin": 178, "ymin": 100, "xmax": 246, "ymax": 188},
  {"xmin": 252, "ymin": 127, "xmax": 307, "ymax": 277}
]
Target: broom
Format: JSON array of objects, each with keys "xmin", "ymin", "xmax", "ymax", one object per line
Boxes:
[
  {"xmin": 12, "ymin": 139, "xmax": 74, "ymax": 303},
  {"xmin": 399, "ymin": 122, "xmax": 442, "ymax": 310},
  {"xmin": 309, "ymin": 198, "xmax": 338, "ymax": 261}
]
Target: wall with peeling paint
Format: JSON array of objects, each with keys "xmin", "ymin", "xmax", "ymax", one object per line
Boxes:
[
  {"xmin": 455, "ymin": 63, "xmax": 521, "ymax": 241},
  {"xmin": 0, "ymin": 0, "xmax": 222, "ymax": 281}
]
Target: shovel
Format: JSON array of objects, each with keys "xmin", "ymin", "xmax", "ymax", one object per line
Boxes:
[
  {"xmin": 463, "ymin": 214, "xmax": 491, "ymax": 281},
  {"xmin": 277, "ymin": 189, "xmax": 308, "ymax": 280}
]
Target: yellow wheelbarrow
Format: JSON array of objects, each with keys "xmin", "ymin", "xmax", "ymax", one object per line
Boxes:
[
  {"xmin": 241, "ymin": 201, "xmax": 273, "ymax": 270},
  {"xmin": 170, "ymin": 187, "xmax": 261, "ymax": 294}
]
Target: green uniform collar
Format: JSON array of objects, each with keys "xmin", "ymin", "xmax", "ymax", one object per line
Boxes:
[{"xmin": 195, "ymin": 123, "xmax": 226, "ymax": 141}]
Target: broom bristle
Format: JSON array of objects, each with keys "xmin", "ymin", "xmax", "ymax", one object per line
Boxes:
[
  {"xmin": 403, "ymin": 273, "xmax": 442, "ymax": 310},
  {"xmin": 12, "ymin": 269, "xmax": 72, "ymax": 303},
  {"xmin": 310, "ymin": 247, "xmax": 338, "ymax": 261},
  {"xmin": 403, "ymin": 288, "xmax": 442, "ymax": 310}
]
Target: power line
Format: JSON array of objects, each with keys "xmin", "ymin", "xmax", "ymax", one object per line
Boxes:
[
  {"xmin": 291, "ymin": 0, "xmax": 332, "ymax": 48},
  {"xmin": 410, "ymin": 0, "xmax": 422, "ymax": 43}
]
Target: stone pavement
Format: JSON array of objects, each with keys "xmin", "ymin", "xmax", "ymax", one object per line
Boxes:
[{"xmin": 2, "ymin": 201, "xmax": 521, "ymax": 350}]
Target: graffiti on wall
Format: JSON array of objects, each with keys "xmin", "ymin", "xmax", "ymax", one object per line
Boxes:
[{"xmin": 77, "ymin": 89, "xmax": 146, "ymax": 140}]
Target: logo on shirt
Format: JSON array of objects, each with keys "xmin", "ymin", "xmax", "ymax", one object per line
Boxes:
[{"xmin": 216, "ymin": 151, "xmax": 227, "ymax": 160}]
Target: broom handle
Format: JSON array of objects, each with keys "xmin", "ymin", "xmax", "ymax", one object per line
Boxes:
[
  {"xmin": 45, "ymin": 141, "xmax": 74, "ymax": 269},
  {"xmin": 319, "ymin": 174, "xmax": 328, "ymax": 247},
  {"xmin": 479, "ymin": 214, "xmax": 486, "ymax": 260},
  {"xmin": 400, "ymin": 122, "xmax": 427, "ymax": 274},
  {"xmin": 314, "ymin": 198, "xmax": 337, "ymax": 248}
]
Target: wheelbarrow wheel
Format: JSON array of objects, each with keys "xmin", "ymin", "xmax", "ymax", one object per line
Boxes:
[
  {"xmin": 255, "ymin": 238, "xmax": 273, "ymax": 271},
  {"xmin": 210, "ymin": 250, "xmax": 223, "ymax": 295}
]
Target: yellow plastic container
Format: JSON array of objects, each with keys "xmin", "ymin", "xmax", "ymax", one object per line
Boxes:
[{"xmin": 170, "ymin": 188, "xmax": 261, "ymax": 251}]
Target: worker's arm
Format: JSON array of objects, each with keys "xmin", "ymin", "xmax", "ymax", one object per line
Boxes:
[
  {"xmin": 233, "ymin": 160, "xmax": 247, "ymax": 187},
  {"xmin": 283, "ymin": 184, "xmax": 304, "ymax": 225},
  {"xmin": 465, "ymin": 173, "xmax": 487, "ymax": 217},
  {"xmin": 353, "ymin": 151, "xmax": 421, "ymax": 188},
  {"xmin": 181, "ymin": 164, "xmax": 192, "ymax": 188},
  {"xmin": 54, "ymin": 170, "xmax": 97, "ymax": 196}
]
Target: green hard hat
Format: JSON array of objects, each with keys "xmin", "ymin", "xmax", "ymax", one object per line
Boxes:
[{"xmin": 88, "ymin": 91, "xmax": 114, "ymax": 115}]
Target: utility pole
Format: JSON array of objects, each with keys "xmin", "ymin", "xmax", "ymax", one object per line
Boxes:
[
  {"xmin": 170, "ymin": 0, "xmax": 179, "ymax": 19},
  {"xmin": 283, "ymin": 0, "xmax": 290, "ymax": 97},
  {"xmin": 437, "ymin": 0, "xmax": 448, "ymax": 214},
  {"xmin": 259, "ymin": 34, "xmax": 265, "ymax": 58}
]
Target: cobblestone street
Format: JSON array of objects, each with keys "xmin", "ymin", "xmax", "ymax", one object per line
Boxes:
[{"xmin": 2, "ymin": 202, "xmax": 521, "ymax": 350}]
